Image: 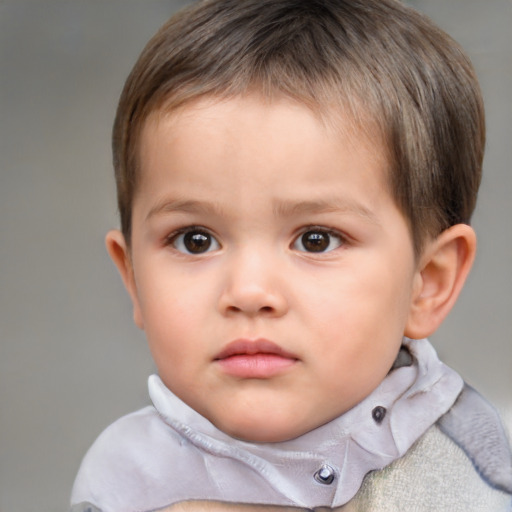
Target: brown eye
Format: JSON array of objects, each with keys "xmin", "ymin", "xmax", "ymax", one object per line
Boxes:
[
  {"xmin": 184, "ymin": 232, "xmax": 211, "ymax": 253},
  {"xmin": 172, "ymin": 229, "xmax": 220, "ymax": 254},
  {"xmin": 302, "ymin": 231, "xmax": 329, "ymax": 252},
  {"xmin": 293, "ymin": 229, "xmax": 343, "ymax": 253}
]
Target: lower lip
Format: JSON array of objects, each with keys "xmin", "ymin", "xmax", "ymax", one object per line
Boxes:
[{"xmin": 216, "ymin": 354, "xmax": 297, "ymax": 378}]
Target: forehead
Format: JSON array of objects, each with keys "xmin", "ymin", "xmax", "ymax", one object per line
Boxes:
[
  {"xmin": 132, "ymin": 94, "xmax": 402, "ymax": 245},
  {"xmin": 138, "ymin": 93, "xmax": 391, "ymax": 186}
]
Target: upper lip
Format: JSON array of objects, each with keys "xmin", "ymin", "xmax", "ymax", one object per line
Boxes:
[{"xmin": 214, "ymin": 338, "xmax": 299, "ymax": 361}]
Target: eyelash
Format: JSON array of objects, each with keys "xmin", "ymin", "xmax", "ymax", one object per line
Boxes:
[
  {"xmin": 164, "ymin": 225, "xmax": 347, "ymax": 255},
  {"xmin": 292, "ymin": 226, "xmax": 346, "ymax": 254},
  {"xmin": 165, "ymin": 226, "xmax": 220, "ymax": 255}
]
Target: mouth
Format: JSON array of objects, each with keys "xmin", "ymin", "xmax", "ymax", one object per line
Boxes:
[{"xmin": 214, "ymin": 339, "xmax": 299, "ymax": 379}]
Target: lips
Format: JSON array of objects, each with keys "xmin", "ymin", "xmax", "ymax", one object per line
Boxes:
[{"xmin": 214, "ymin": 339, "xmax": 298, "ymax": 378}]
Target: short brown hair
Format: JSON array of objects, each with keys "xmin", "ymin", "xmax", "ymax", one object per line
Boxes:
[{"xmin": 112, "ymin": 0, "xmax": 485, "ymax": 253}]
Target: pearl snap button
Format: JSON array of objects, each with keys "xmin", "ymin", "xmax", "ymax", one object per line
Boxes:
[{"xmin": 314, "ymin": 464, "xmax": 335, "ymax": 485}]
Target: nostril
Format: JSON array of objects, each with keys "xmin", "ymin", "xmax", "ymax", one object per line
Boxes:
[
  {"xmin": 218, "ymin": 283, "xmax": 288, "ymax": 317},
  {"xmin": 226, "ymin": 305, "xmax": 274, "ymax": 315}
]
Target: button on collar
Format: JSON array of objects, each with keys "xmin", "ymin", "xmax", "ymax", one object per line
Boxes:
[
  {"xmin": 314, "ymin": 464, "xmax": 336, "ymax": 485},
  {"xmin": 372, "ymin": 405, "xmax": 387, "ymax": 424}
]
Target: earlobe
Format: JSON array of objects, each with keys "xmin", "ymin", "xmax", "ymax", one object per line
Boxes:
[
  {"xmin": 105, "ymin": 230, "xmax": 144, "ymax": 329},
  {"xmin": 405, "ymin": 224, "xmax": 476, "ymax": 340}
]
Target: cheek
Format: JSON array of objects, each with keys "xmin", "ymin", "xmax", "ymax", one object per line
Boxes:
[
  {"xmin": 136, "ymin": 270, "xmax": 210, "ymax": 347},
  {"xmin": 307, "ymin": 267, "xmax": 402, "ymax": 322},
  {"xmin": 302, "ymin": 261, "xmax": 412, "ymax": 356}
]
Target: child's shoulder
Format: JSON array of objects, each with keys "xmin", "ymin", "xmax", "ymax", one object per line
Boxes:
[
  {"xmin": 438, "ymin": 383, "xmax": 512, "ymax": 492},
  {"xmin": 351, "ymin": 384, "xmax": 512, "ymax": 511},
  {"xmin": 70, "ymin": 405, "xmax": 191, "ymax": 511},
  {"xmin": 74, "ymin": 405, "xmax": 173, "ymax": 465}
]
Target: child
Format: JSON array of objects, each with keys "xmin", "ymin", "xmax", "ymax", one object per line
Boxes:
[{"xmin": 71, "ymin": 0, "xmax": 512, "ymax": 510}]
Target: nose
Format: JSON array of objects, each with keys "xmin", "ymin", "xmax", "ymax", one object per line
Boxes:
[{"xmin": 217, "ymin": 250, "xmax": 288, "ymax": 318}]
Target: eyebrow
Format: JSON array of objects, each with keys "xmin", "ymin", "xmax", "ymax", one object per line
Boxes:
[
  {"xmin": 146, "ymin": 196, "xmax": 379, "ymax": 225},
  {"xmin": 273, "ymin": 198, "xmax": 380, "ymax": 225},
  {"xmin": 146, "ymin": 198, "xmax": 226, "ymax": 222}
]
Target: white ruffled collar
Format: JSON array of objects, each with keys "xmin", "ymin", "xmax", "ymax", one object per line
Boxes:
[{"xmin": 149, "ymin": 338, "xmax": 463, "ymax": 508}]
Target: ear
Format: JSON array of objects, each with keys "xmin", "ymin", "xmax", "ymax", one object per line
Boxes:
[
  {"xmin": 105, "ymin": 230, "xmax": 144, "ymax": 329},
  {"xmin": 405, "ymin": 224, "xmax": 476, "ymax": 340}
]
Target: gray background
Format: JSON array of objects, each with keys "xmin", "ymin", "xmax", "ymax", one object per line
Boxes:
[{"xmin": 1, "ymin": 1, "xmax": 510, "ymax": 510}]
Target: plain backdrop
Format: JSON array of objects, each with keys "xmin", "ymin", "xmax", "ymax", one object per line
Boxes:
[{"xmin": 1, "ymin": 1, "xmax": 511, "ymax": 510}]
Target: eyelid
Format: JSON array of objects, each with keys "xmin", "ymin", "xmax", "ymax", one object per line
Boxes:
[
  {"xmin": 292, "ymin": 225, "xmax": 347, "ymax": 253},
  {"xmin": 165, "ymin": 225, "xmax": 221, "ymax": 254},
  {"xmin": 294, "ymin": 225, "xmax": 348, "ymax": 240}
]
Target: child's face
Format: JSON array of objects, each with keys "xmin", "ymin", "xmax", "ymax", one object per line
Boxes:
[{"xmin": 123, "ymin": 95, "xmax": 423, "ymax": 442}]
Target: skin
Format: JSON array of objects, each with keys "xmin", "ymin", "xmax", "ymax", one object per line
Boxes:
[{"xmin": 107, "ymin": 94, "xmax": 476, "ymax": 444}]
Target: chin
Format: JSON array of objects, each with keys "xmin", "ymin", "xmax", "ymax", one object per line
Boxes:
[{"xmin": 230, "ymin": 428, "xmax": 297, "ymax": 444}]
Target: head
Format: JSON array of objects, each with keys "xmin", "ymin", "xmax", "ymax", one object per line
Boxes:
[
  {"xmin": 107, "ymin": 0, "xmax": 483, "ymax": 442},
  {"xmin": 112, "ymin": 0, "xmax": 484, "ymax": 254}
]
